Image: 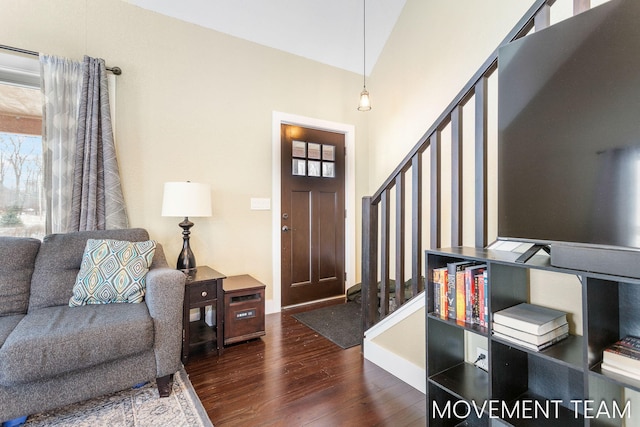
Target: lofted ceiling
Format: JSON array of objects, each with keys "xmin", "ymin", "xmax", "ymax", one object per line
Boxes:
[{"xmin": 125, "ymin": 0, "xmax": 407, "ymax": 76}]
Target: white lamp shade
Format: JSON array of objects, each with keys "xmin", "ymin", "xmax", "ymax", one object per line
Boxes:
[{"xmin": 161, "ymin": 182, "xmax": 212, "ymax": 217}]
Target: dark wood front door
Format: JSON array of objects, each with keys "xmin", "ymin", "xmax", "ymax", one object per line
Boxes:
[{"xmin": 281, "ymin": 124, "xmax": 345, "ymax": 307}]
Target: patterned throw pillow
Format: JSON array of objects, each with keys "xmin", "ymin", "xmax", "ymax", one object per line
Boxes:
[{"xmin": 69, "ymin": 239, "xmax": 157, "ymax": 307}]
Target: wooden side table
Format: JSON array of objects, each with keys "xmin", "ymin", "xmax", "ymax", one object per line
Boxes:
[
  {"xmin": 223, "ymin": 275, "xmax": 266, "ymax": 345},
  {"xmin": 182, "ymin": 266, "xmax": 226, "ymax": 363}
]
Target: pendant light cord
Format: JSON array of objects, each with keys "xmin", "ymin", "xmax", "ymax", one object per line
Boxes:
[{"xmin": 362, "ymin": 0, "xmax": 366, "ymax": 88}]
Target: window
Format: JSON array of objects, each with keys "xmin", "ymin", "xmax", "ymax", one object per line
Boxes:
[{"xmin": 0, "ymin": 53, "xmax": 44, "ymax": 238}]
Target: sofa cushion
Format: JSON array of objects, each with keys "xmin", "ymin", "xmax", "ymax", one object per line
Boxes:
[
  {"xmin": 0, "ymin": 303, "xmax": 154, "ymax": 386},
  {"xmin": 69, "ymin": 239, "xmax": 156, "ymax": 306},
  {"xmin": 0, "ymin": 236, "xmax": 41, "ymax": 316},
  {"xmin": 0, "ymin": 314, "xmax": 23, "ymax": 346},
  {"xmin": 28, "ymin": 228, "xmax": 150, "ymax": 311}
]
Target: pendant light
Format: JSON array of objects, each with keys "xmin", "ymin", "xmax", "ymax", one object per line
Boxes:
[{"xmin": 358, "ymin": 0, "xmax": 371, "ymax": 111}]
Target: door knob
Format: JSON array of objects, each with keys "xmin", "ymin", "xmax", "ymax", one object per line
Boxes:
[{"xmin": 282, "ymin": 226, "xmax": 290, "ymax": 232}]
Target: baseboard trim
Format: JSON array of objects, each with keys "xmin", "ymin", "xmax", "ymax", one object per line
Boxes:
[
  {"xmin": 266, "ymin": 299, "xmax": 278, "ymax": 314},
  {"xmin": 280, "ymin": 295, "xmax": 345, "ymax": 311}
]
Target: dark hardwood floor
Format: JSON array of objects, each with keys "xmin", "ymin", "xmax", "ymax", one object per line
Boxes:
[{"xmin": 184, "ymin": 300, "xmax": 426, "ymax": 426}]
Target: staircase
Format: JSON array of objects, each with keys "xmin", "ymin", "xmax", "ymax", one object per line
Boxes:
[{"xmin": 361, "ymin": 0, "xmax": 596, "ymax": 332}]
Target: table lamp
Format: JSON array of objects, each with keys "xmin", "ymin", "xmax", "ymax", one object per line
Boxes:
[{"xmin": 161, "ymin": 181, "xmax": 212, "ymax": 273}]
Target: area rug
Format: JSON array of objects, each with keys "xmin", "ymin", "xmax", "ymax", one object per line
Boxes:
[
  {"xmin": 292, "ymin": 301, "xmax": 362, "ymax": 349},
  {"xmin": 23, "ymin": 367, "xmax": 212, "ymax": 427}
]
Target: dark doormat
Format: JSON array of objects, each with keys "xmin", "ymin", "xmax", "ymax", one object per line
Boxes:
[{"xmin": 292, "ymin": 302, "xmax": 362, "ymax": 349}]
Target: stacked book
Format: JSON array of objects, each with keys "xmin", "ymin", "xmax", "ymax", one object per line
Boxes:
[
  {"xmin": 601, "ymin": 336, "xmax": 640, "ymax": 381},
  {"xmin": 492, "ymin": 303, "xmax": 569, "ymax": 351}
]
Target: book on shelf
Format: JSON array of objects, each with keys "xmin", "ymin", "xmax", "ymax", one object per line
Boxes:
[
  {"xmin": 605, "ymin": 335, "xmax": 640, "ymax": 355},
  {"xmin": 440, "ymin": 270, "xmax": 448, "ymax": 320},
  {"xmin": 492, "ymin": 322, "xmax": 569, "ymax": 346},
  {"xmin": 493, "ymin": 330, "xmax": 569, "ymax": 352},
  {"xmin": 432, "ymin": 267, "xmax": 448, "ymax": 319},
  {"xmin": 464, "ymin": 264, "xmax": 486, "ymax": 325},
  {"xmin": 601, "ymin": 361, "xmax": 640, "ymax": 382},
  {"xmin": 480, "ymin": 268, "xmax": 489, "ymax": 325},
  {"xmin": 472, "ymin": 271, "xmax": 481, "ymax": 324},
  {"xmin": 603, "ymin": 336, "xmax": 640, "ymax": 372},
  {"xmin": 446, "ymin": 261, "xmax": 473, "ymax": 321},
  {"xmin": 480, "ymin": 270, "xmax": 488, "ymax": 327},
  {"xmin": 432, "ymin": 269, "xmax": 440, "ymax": 317},
  {"xmin": 455, "ymin": 266, "xmax": 467, "ymax": 323},
  {"xmin": 492, "ymin": 303, "xmax": 568, "ymax": 335}
]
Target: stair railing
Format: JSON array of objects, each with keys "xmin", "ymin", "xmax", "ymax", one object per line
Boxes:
[{"xmin": 361, "ymin": 0, "xmax": 595, "ymax": 330}]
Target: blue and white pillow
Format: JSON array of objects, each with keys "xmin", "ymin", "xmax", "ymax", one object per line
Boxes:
[{"xmin": 69, "ymin": 239, "xmax": 156, "ymax": 306}]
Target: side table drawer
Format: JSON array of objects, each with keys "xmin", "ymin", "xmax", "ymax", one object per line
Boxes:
[{"xmin": 188, "ymin": 282, "xmax": 217, "ymax": 306}]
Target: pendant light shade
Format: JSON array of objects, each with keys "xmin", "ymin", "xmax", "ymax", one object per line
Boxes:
[
  {"xmin": 358, "ymin": 0, "xmax": 371, "ymax": 111},
  {"xmin": 358, "ymin": 88, "xmax": 371, "ymax": 111}
]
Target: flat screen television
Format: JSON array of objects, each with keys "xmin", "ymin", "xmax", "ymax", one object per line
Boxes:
[{"xmin": 497, "ymin": 0, "xmax": 640, "ymax": 259}]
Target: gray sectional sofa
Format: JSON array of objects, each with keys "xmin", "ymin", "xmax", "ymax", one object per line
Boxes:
[{"xmin": 0, "ymin": 228, "xmax": 186, "ymax": 422}]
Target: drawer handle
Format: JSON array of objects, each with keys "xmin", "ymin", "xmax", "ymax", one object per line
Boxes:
[{"xmin": 201, "ymin": 291, "xmax": 208, "ymax": 297}]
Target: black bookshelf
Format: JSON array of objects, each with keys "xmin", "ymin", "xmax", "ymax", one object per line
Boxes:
[{"xmin": 426, "ymin": 247, "xmax": 640, "ymax": 427}]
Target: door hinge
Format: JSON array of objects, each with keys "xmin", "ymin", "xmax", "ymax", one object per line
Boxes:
[
  {"xmin": 344, "ymin": 272, "xmax": 347, "ymax": 281},
  {"xmin": 345, "ymin": 209, "xmax": 347, "ymax": 219}
]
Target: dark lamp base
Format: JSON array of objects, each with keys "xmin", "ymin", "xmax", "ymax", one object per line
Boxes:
[{"xmin": 177, "ymin": 217, "xmax": 198, "ymax": 273}]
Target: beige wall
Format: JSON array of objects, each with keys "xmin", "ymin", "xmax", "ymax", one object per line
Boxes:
[
  {"xmin": 371, "ymin": 306, "xmax": 426, "ymax": 369},
  {"xmin": 1, "ymin": 0, "xmax": 368, "ymax": 305}
]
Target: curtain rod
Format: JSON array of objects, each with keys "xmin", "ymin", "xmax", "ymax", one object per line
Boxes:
[{"xmin": 0, "ymin": 44, "xmax": 122, "ymax": 75}]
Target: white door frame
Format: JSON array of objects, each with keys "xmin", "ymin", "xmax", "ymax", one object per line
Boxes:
[{"xmin": 270, "ymin": 111, "xmax": 356, "ymax": 313}]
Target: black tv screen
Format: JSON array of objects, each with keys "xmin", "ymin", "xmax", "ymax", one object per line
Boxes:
[{"xmin": 498, "ymin": 0, "xmax": 640, "ymax": 250}]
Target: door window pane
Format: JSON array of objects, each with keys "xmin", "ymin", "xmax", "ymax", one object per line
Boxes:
[
  {"xmin": 292, "ymin": 140, "xmax": 306, "ymax": 158},
  {"xmin": 307, "ymin": 143, "xmax": 321, "ymax": 160},
  {"xmin": 292, "ymin": 158, "xmax": 306, "ymax": 176},
  {"xmin": 322, "ymin": 144, "xmax": 335, "ymax": 161},
  {"xmin": 322, "ymin": 162, "xmax": 335, "ymax": 178},
  {"xmin": 307, "ymin": 160, "xmax": 321, "ymax": 177}
]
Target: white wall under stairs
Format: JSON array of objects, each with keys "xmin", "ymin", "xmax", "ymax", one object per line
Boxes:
[{"xmin": 363, "ymin": 292, "xmax": 426, "ymax": 394}]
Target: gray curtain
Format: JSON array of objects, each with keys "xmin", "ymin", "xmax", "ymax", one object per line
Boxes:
[
  {"xmin": 70, "ymin": 56, "xmax": 128, "ymax": 231},
  {"xmin": 40, "ymin": 55, "xmax": 83, "ymax": 233}
]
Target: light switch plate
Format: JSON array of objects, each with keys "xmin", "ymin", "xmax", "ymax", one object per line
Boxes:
[{"xmin": 250, "ymin": 198, "xmax": 271, "ymax": 210}]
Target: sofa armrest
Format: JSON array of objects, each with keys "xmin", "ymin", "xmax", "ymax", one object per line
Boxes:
[{"xmin": 145, "ymin": 266, "xmax": 186, "ymax": 377}]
